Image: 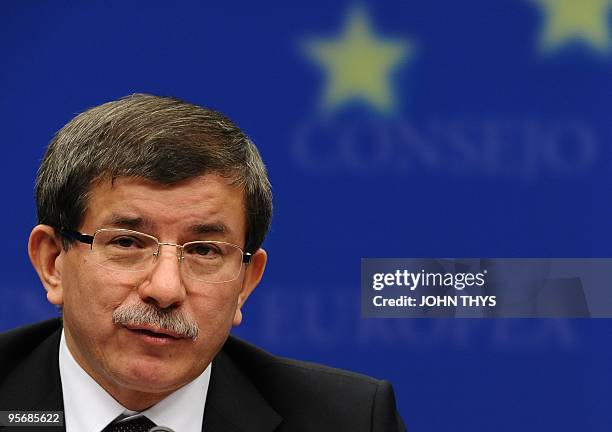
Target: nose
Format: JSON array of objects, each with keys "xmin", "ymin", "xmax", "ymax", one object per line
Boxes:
[{"xmin": 137, "ymin": 243, "xmax": 186, "ymax": 309}]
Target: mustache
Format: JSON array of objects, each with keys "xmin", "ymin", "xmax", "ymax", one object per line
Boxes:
[{"xmin": 112, "ymin": 303, "xmax": 200, "ymax": 340}]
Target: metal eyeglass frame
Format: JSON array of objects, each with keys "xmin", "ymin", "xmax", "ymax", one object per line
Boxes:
[{"xmin": 59, "ymin": 227, "xmax": 252, "ymax": 282}]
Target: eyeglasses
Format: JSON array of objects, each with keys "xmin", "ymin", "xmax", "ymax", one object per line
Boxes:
[{"xmin": 60, "ymin": 228, "xmax": 252, "ymax": 283}]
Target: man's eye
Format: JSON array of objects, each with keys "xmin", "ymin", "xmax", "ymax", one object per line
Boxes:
[
  {"xmin": 110, "ymin": 236, "xmax": 142, "ymax": 248},
  {"xmin": 186, "ymin": 243, "xmax": 222, "ymax": 257}
]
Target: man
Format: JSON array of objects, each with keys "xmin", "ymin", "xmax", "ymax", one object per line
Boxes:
[{"xmin": 0, "ymin": 94, "xmax": 405, "ymax": 431}]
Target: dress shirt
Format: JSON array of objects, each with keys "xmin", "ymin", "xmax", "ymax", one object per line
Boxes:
[{"xmin": 59, "ymin": 329, "xmax": 211, "ymax": 432}]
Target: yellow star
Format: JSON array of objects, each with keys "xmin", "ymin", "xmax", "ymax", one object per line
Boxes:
[
  {"xmin": 304, "ymin": 6, "xmax": 414, "ymax": 114},
  {"xmin": 532, "ymin": 0, "xmax": 612, "ymax": 53}
]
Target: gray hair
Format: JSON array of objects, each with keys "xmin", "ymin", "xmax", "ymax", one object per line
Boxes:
[{"xmin": 35, "ymin": 93, "xmax": 272, "ymax": 252}]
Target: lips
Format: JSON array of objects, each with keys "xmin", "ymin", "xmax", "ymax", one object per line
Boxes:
[{"xmin": 124, "ymin": 324, "xmax": 184, "ymax": 339}]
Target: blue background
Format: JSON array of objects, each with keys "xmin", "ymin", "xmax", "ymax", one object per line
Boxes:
[{"xmin": 2, "ymin": 1, "xmax": 611, "ymax": 430}]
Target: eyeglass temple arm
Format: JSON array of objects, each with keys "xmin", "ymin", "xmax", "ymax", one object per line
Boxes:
[
  {"xmin": 243, "ymin": 252, "xmax": 252, "ymax": 264},
  {"xmin": 59, "ymin": 229, "xmax": 94, "ymax": 245}
]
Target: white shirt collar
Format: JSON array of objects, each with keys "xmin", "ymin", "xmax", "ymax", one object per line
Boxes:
[{"xmin": 59, "ymin": 329, "xmax": 211, "ymax": 432}]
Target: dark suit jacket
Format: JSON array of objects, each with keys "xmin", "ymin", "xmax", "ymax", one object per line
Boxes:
[{"xmin": 0, "ymin": 319, "xmax": 405, "ymax": 431}]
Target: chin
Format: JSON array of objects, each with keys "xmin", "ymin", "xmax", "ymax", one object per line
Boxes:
[{"xmin": 116, "ymin": 357, "xmax": 193, "ymax": 393}]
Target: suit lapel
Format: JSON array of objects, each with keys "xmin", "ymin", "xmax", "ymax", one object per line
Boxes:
[
  {"xmin": 203, "ymin": 348, "xmax": 282, "ymax": 432},
  {"xmin": 0, "ymin": 324, "xmax": 65, "ymax": 431}
]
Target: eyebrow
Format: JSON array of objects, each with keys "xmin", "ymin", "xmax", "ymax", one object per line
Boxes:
[
  {"xmin": 103, "ymin": 214, "xmax": 153, "ymax": 231},
  {"xmin": 190, "ymin": 223, "xmax": 230, "ymax": 236},
  {"xmin": 102, "ymin": 214, "xmax": 232, "ymax": 237}
]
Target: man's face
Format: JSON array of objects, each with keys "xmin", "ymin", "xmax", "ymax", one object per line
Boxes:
[{"xmin": 39, "ymin": 174, "xmax": 265, "ymax": 405}]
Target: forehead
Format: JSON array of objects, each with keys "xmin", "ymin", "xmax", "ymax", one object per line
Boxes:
[{"xmin": 80, "ymin": 174, "xmax": 246, "ymax": 243}]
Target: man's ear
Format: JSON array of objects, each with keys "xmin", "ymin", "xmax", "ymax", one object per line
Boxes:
[
  {"xmin": 233, "ymin": 248, "xmax": 267, "ymax": 326},
  {"xmin": 28, "ymin": 225, "xmax": 65, "ymax": 307}
]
